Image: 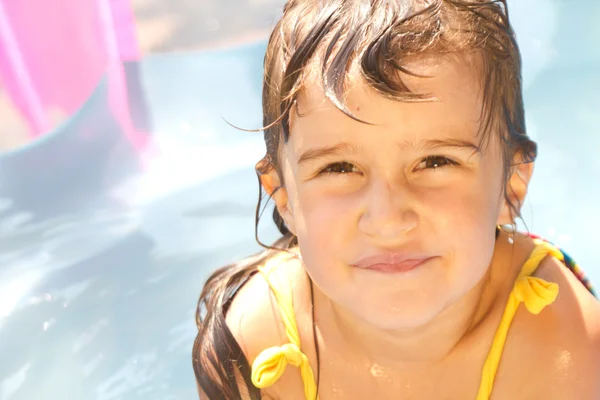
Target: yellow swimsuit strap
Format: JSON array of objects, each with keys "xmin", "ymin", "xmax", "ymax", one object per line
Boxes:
[
  {"xmin": 476, "ymin": 239, "xmax": 561, "ymax": 400},
  {"xmin": 251, "ymin": 262, "xmax": 319, "ymax": 400}
]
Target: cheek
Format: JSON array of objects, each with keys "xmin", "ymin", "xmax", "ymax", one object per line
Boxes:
[
  {"xmin": 420, "ymin": 170, "xmax": 503, "ymax": 283},
  {"xmin": 424, "ymin": 181, "xmax": 499, "ymax": 232},
  {"xmin": 287, "ymin": 183, "xmax": 359, "ymax": 283},
  {"xmin": 420, "ymin": 160, "xmax": 503, "ymax": 232},
  {"xmin": 294, "ymin": 188, "xmax": 357, "ymax": 244}
]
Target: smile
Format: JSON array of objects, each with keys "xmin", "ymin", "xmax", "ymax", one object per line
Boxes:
[{"xmin": 351, "ymin": 253, "xmax": 435, "ymax": 274}]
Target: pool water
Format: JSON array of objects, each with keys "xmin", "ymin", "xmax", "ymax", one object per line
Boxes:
[{"xmin": 0, "ymin": 1, "xmax": 599, "ymax": 399}]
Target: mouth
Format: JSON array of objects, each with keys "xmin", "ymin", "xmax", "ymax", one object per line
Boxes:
[
  {"xmin": 351, "ymin": 253, "xmax": 434, "ymax": 274},
  {"xmin": 362, "ymin": 258, "xmax": 431, "ymax": 273}
]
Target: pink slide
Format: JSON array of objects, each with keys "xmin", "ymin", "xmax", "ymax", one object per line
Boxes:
[{"xmin": 0, "ymin": 0, "xmax": 146, "ymax": 149}]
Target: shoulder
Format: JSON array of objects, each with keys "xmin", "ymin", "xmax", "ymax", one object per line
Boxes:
[
  {"xmin": 225, "ymin": 249, "xmax": 311, "ymax": 398},
  {"xmin": 225, "ymin": 251, "xmax": 295, "ymax": 357},
  {"xmin": 516, "ymin": 253, "xmax": 600, "ymax": 398},
  {"xmin": 535, "ymin": 250, "xmax": 600, "ymax": 342}
]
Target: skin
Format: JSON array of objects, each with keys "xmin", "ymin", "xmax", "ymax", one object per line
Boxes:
[{"xmin": 222, "ymin": 55, "xmax": 600, "ymax": 399}]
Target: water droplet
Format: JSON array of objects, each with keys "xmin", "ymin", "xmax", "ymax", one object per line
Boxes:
[
  {"xmin": 332, "ymin": 384, "xmax": 344, "ymax": 397},
  {"xmin": 555, "ymin": 350, "xmax": 571, "ymax": 370},
  {"xmin": 369, "ymin": 363, "xmax": 387, "ymax": 378},
  {"xmin": 389, "ymin": 305, "xmax": 402, "ymax": 313}
]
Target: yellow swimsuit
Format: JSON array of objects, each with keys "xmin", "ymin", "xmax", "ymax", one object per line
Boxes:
[{"xmin": 250, "ymin": 239, "xmax": 562, "ymax": 400}]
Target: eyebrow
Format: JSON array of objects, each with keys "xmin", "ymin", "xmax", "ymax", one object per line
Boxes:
[
  {"xmin": 297, "ymin": 138, "xmax": 481, "ymax": 164},
  {"xmin": 297, "ymin": 142, "xmax": 363, "ymax": 164},
  {"xmin": 406, "ymin": 138, "xmax": 481, "ymax": 153}
]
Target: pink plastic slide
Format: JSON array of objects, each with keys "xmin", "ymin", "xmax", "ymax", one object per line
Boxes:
[{"xmin": 0, "ymin": 0, "xmax": 146, "ymax": 149}]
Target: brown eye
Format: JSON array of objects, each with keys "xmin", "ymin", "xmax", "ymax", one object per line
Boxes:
[
  {"xmin": 320, "ymin": 162, "xmax": 359, "ymax": 175},
  {"xmin": 415, "ymin": 156, "xmax": 457, "ymax": 171}
]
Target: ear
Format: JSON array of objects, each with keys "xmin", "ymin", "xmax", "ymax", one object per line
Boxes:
[
  {"xmin": 497, "ymin": 158, "xmax": 535, "ymax": 225},
  {"xmin": 257, "ymin": 164, "xmax": 296, "ymax": 234}
]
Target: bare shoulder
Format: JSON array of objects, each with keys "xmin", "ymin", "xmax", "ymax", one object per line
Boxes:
[
  {"xmin": 536, "ymin": 253, "xmax": 600, "ymax": 341},
  {"xmin": 520, "ymin": 254, "xmax": 600, "ymax": 398},
  {"xmin": 225, "ymin": 251, "xmax": 299, "ymax": 357},
  {"xmin": 225, "ymin": 249, "xmax": 310, "ymax": 398}
]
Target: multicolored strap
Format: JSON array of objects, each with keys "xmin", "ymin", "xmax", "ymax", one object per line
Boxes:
[{"xmin": 525, "ymin": 233, "xmax": 596, "ymax": 297}]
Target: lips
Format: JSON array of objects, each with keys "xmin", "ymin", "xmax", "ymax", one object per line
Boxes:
[{"xmin": 352, "ymin": 253, "xmax": 433, "ymax": 273}]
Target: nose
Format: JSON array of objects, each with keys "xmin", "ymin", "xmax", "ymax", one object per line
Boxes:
[{"xmin": 358, "ymin": 180, "xmax": 419, "ymax": 241}]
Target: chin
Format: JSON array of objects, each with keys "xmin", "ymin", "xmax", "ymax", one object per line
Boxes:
[
  {"xmin": 372, "ymin": 309, "xmax": 444, "ymax": 332},
  {"xmin": 346, "ymin": 291, "xmax": 450, "ymax": 331}
]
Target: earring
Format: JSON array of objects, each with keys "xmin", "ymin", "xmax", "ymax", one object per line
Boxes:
[{"xmin": 499, "ymin": 223, "xmax": 517, "ymax": 244}]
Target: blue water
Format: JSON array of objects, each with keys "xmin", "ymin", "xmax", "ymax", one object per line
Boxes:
[{"xmin": 0, "ymin": 1, "xmax": 598, "ymax": 399}]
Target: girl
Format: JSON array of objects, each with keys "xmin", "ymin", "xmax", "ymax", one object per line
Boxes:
[{"xmin": 193, "ymin": 0, "xmax": 600, "ymax": 398}]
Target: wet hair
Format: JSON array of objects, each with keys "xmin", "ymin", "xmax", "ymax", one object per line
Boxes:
[{"xmin": 193, "ymin": 1, "xmax": 536, "ymax": 398}]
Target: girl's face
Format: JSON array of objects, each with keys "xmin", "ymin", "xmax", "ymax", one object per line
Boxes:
[{"xmin": 272, "ymin": 56, "xmax": 513, "ymax": 329}]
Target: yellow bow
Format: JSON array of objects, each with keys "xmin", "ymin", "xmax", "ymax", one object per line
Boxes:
[
  {"xmin": 514, "ymin": 276, "xmax": 559, "ymax": 315},
  {"xmin": 252, "ymin": 343, "xmax": 317, "ymax": 399},
  {"xmin": 250, "ymin": 264, "xmax": 320, "ymax": 399}
]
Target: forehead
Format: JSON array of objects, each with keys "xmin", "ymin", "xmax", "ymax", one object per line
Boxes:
[{"xmin": 290, "ymin": 54, "xmax": 485, "ymax": 147}]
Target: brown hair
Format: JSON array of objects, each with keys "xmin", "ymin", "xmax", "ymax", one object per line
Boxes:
[{"xmin": 193, "ymin": 1, "xmax": 536, "ymax": 398}]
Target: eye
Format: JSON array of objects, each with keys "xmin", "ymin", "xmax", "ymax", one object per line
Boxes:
[
  {"xmin": 319, "ymin": 161, "xmax": 360, "ymax": 175},
  {"xmin": 415, "ymin": 155, "xmax": 458, "ymax": 171}
]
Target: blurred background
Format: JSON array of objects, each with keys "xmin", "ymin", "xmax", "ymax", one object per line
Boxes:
[{"xmin": 0, "ymin": 0, "xmax": 598, "ymax": 399}]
